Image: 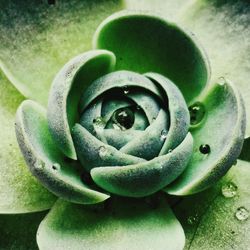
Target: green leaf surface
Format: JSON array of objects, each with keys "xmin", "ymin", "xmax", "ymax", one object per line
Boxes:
[
  {"xmin": 0, "ymin": 0, "xmax": 123, "ymax": 105},
  {"xmin": 47, "ymin": 50, "xmax": 115, "ymax": 159},
  {"xmin": 91, "ymin": 133, "xmax": 193, "ymax": 197},
  {"xmin": 0, "ymin": 71, "xmax": 56, "ymax": 213},
  {"xmin": 173, "ymin": 160, "xmax": 250, "ymax": 250},
  {"xmin": 166, "ymin": 79, "xmax": 245, "ymax": 195},
  {"xmin": 15, "ymin": 100, "xmax": 109, "ymax": 205},
  {"xmin": 94, "ymin": 10, "xmax": 210, "ymax": 104},
  {"xmin": 0, "ymin": 211, "xmax": 47, "ymax": 250},
  {"xmin": 37, "ymin": 196, "xmax": 185, "ymax": 250},
  {"xmin": 177, "ymin": 0, "xmax": 250, "ymax": 136}
]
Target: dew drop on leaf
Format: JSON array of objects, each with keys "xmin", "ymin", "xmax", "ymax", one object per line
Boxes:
[
  {"xmin": 221, "ymin": 182, "xmax": 238, "ymax": 198},
  {"xmin": 235, "ymin": 207, "xmax": 249, "ymax": 221},
  {"xmin": 218, "ymin": 76, "xmax": 227, "ymax": 86},
  {"xmin": 123, "ymin": 86, "xmax": 130, "ymax": 95},
  {"xmin": 199, "ymin": 144, "xmax": 211, "ymax": 154},
  {"xmin": 187, "ymin": 214, "xmax": 199, "ymax": 225},
  {"xmin": 52, "ymin": 163, "xmax": 60, "ymax": 171},
  {"xmin": 160, "ymin": 129, "xmax": 168, "ymax": 141},
  {"xmin": 113, "ymin": 107, "xmax": 135, "ymax": 130},
  {"xmin": 189, "ymin": 102, "xmax": 205, "ymax": 125},
  {"xmin": 99, "ymin": 146, "xmax": 107, "ymax": 158}
]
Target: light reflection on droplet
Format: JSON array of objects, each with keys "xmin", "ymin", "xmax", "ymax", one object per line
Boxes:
[
  {"xmin": 235, "ymin": 207, "xmax": 249, "ymax": 221},
  {"xmin": 99, "ymin": 146, "xmax": 107, "ymax": 158},
  {"xmin": 189, "ymin": 102, "xmax": 205, "ymax": 126},
  {"xmin": 123, "ymin": 86, "xmax": 129, "ymax": 95},
  {"xmin": 221, "ymin": 182, "xmax": 238, "ymax": 198},
  {"xmin": 218, "ymin": 76, "xmax": 227, "ymax": 86},
  {"xmin": 187, "ymin": 214, "xmax": 199, "ymax": 225},
  {"xmin": 160, "ymin": 129, "xmax": 168, "ymax": 141}
]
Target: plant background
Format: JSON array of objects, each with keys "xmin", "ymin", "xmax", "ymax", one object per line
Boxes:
[{"xmin": 0, "ymin": 0, "xmax": 249, "ymax": 249}]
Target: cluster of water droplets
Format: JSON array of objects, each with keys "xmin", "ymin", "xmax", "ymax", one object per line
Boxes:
[{"xmin": 221, "ymin": 182, "xmax": 249, "ymax": 222}]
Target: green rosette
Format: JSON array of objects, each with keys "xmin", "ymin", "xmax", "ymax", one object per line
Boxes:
[{"xmin": 15, "ymin": 10, "xmax": 245, "ymax": 206}]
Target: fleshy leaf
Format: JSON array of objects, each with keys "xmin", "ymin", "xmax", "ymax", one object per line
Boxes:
[
  {"xmin": 37, "ymin": 196, "xmax": 185, "ymax": 250},
  {"xmin": 0, "ymin": 71, "xmax": 56, "ymax": 213},
  {"xmin": 91, "ymin": 133, "xmax": 193, "ymax": 197},
  {"xmin": 72, "ymin": 124, "xmax": 145, "ymax": 172},
  {"xmin": 173, "ymin": 160, "xmax": 250, "ymax": 250},
  {"xmin": 94, "ymin": 10, "xmax": 210, "ymax": 103},
  {"xmin": 145, "ymin": 73, "xmax": 190, "ymax": 155},
  {"xmin": 47, "ymin": 50, "xmax": 116, "ymax": 159},
  {"xmin": 166, "ymin": 79, "xmax": 246, "ymax": 195},
  {"xmin": 15, "ymin": 100, "xmax": 109, "ymax": 204},
  {"xmin": 0, "ymin": 0, "xmax": 123, "ymax": 105},
  {"xmin": 178, "ymin": 0, "xmax": 250, "ymax": 136},
  {"xmin": 0, "ymin": 210, "xmax": 47, "ymax": 250}
]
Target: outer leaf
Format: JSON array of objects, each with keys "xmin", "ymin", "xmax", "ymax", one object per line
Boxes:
[
  {"xmin": 94, "ymin": 10, "xmax": 210, "ymax": 104},
  {"xmin": 0, "ymin": 0, "xmax": 123, "ymax": 105},
  {"xmin": 91, "ymin": 133, "xmax": 193, "ymax": 197},
  {"xmin": 0, "ymin": 211, "xmax": 47, "ymax": 250},
  {"xmin": 15, "ymin": 100, "xmax": 109, "ymax": 204},
  {"xmin": 37, "ymin": 196, "xmax": 185, "ymax": 250},
  {"xmin": 47, "ymin": 50, "xmax": 116, "ymax": 159},
  {"xmin": 178, "ymin": 0, "xmax": 250, "ymax": 136},
  {"xmin": 166, "ymin": 80, "xmax": 245, "ymax": 195},
  {"xmin": 0, "ymin": 71, "xmax": 56, "ymax": 213},
  {"xmin": 173, "ymin": 160, "xmax": 250, "ymax": 250}
]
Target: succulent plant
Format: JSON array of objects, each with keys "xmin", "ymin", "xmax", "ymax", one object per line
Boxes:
[{"xmin": 1, "ymin": 1, "xmax": 250, "ymax": 250}]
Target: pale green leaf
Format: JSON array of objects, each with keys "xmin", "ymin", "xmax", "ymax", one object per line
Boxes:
[
  {"xmin": 0, "ymin": 71, "xmax": 56, "ymax": 213},
  {"xmin": 37, "ymin": 195, "xmax": 185, "ymax": 250},
  {"xmin": 173, "ymin": 160, "xmax": 250, "ymax": 250},
  {"xmin": 0, "ymin": 0, "xmax": 123, "ymax": 105},
  {"xmin": 177, "ymin": 0, "xmax": 250, "ymax": 136}
]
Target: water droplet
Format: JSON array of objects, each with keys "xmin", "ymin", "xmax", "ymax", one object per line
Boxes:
[
  {"xmin": 235, "ymin": 207, "xmax": 249, "ymax": 221},
  {"xmin": 168, "ymin": 149, "xmax": 173, "ymax": 153},
  {"xmin": 113, "ymin": 107, "xmax": 135, "ymax": 130},
  {"xmin": 199, "ymin": 144, "xmax": 210, "ymax": 154},
  {"xmin": 160, "ymin": 129, "xmax": 168, "ymax": 141},
  {"xmin": 136, "ymin": 105, "xmax": 141, "ymax": 110},
  {"xmin": 52, "ymin": 163, "xmax": 60, "ymax": 170},
  {"xmin": 218, "ymin": 76, "xmax": 226, "ymax": 86},
  {"xmin": 189, "ymin": 102, "xmax": 205, "ymax": 126},
  {"xmin": 123, "ymin": 86, "xmax": 130, "ymax": 95},
  {"xmin": 99, "ymin": 146, "xmax": 107, "ymax": 158},
  {"xmin": 187, "ymin": 214, "xmax": 199, "ymax": 225},
  {"xmin": 221, "ymin": 182, "xmax": 238, "ymax": 198}
]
